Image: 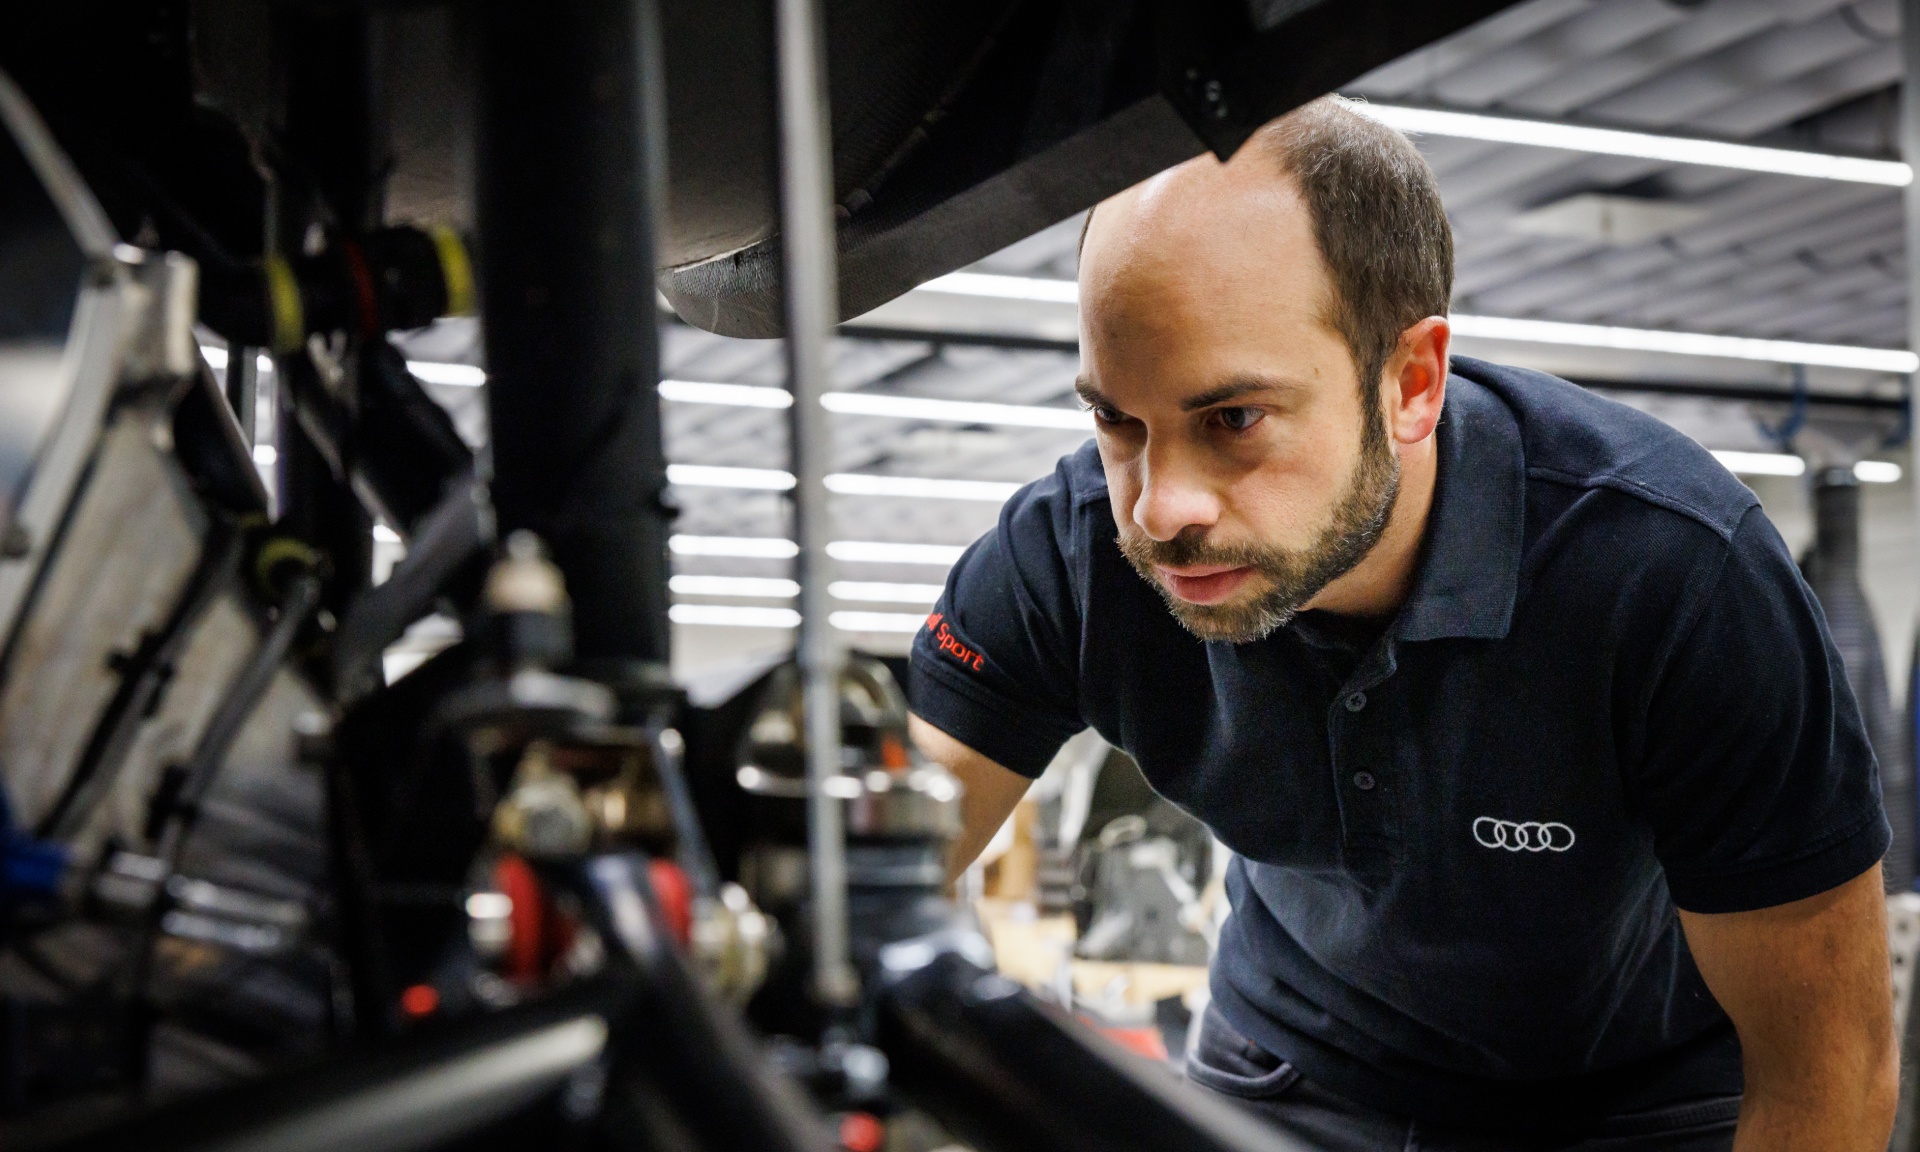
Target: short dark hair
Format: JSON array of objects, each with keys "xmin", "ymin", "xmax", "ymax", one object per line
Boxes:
[
  {"xmin": 1255, "ymin": 97, "xmax": 1453, "ymax": 394},
  {"xmin": 1080, "ymin": 97, "xmax": 1453, "ymax": 395}
]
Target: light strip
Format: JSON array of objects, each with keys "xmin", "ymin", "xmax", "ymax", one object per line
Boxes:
[
  {"xmin": 822, "ymin": 473, "xmax": 1022, "ymax": 502},
  {"xmin": 666, "ymin": 464, "xmax": 797, "ymax": 491},
  {"xmin": 665, "ymin": 465, "xmax": 1024, "ymax": 503},
  {"xmin": 1448, "ymin": 315, "xmax": 1918, "ymax": 374},
  {"xmin": 1712, "ymin": 450, "xmax": 1804, "ymax": 477},
  {"xmin": 660, "ymin": 379, "xmax": 794, "ymax": 408},
  {"xmin": 669, "ymin": 574, "xmax": 801, "ymax": 598},
  {"xmin": 821, "ymin": 390, "xmax": 1090, "ymax": 429},
  {"xmin": 662, "ymin": 378, "xmax": 1090, "ymax": 429},
  {"xmin": 1350, "ymin": 102, "xmax": 1911, "ymax": 186},
  {"xmin": 669, "ymin": 536, "xmax": 966, "ymax": 565},
  {"xmin": 922, "ymin": 271, "xmax": 1082, "ymax": 303},
  {"xmin": 666, "ymin": 603, "xmax": 929, "ymax": 632},
  {"xmin": 907, "ymin": 274, "xmax": 1919, "ymax": 374},
  {"xmin": 669, "ymin": 604, "xmax": 802, "ymax": 628},
  {"xmin": 1856, "ymin": 460, "xmax": 1903, "ymax": 483},
  {"xmin": 828, "ymin": 580, "xmax": 944, "ymax": 603},
  {"xmin": 829, "ymin": 611, "xmax": 929, "ymax": 633},
  {"xmin": 669, "ymin": 535, "xmax": 799, "ymax": 558},
  {"xmin": 827, "ymin": 540, "xmax": 967, "ymax": 565}
]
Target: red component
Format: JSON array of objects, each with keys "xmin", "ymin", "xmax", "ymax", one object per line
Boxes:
[
  {"xmin": 1092, "ymin": 1023, "xmax": 1169, "ymax": 1062},
  {"xmin": 338, "ymin": 238, "xmax": 382, "ymax": 338},
  {"xmin": 648, "ymin": 859, "xmax": 694, "ymax": 946},
  {"xmin": 399, "ymin": 984, "xmax": 440, "ymax": 1019},
  {"xmin": 494, "ymin": 853, "xmax": 548, "ymax": 982},
  {"xmin": 837, "ymin": 1112, "xmax": 885, "ymax": 1152}
]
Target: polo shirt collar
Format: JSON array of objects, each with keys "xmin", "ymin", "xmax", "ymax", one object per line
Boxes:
[{"xmin": 1391, "ymin": 369, "xmax": 1526, "ymax": 642}]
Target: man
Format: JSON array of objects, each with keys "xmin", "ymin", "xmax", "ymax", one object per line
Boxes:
[{"xmin": 907, "ymin": 98, "xmax": 1898, "ymax": 1150}]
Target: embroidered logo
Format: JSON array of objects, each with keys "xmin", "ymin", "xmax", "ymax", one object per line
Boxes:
[
  {"xmin": 1472, "ymin": 818, "xmax": 1575, "ymax": 852},
  {"xmin": 924, "ymin": 612, "xmax": 984, "ymax": 672}
]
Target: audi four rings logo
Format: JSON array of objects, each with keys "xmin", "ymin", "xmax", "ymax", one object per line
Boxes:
[{"xmin": 1473, "ymin": 817, "xmax": 1576, "ymax": 852}]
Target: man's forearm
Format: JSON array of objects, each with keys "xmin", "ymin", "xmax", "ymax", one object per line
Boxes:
[
  {"xmin": 1680, "ymin": 866, "xmax": 1898, "ymax": 1152},
  {"xmin": 1733, "ymin": 1057, "xmax": 1897, "ymax": 1151}
]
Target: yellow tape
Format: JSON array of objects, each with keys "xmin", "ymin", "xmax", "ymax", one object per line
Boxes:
[
  {"xmin": 429, "ymin": 225, "xmax": 475, "ymax": 317},
  {"xmin": 264, "ymin": 254, "xmax": 304, "ymax": 353},
  {"xmin": 254, "ymin": 535, "xmax": 320, "ymax": 595}
]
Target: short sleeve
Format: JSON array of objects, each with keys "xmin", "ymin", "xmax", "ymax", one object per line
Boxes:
[
  {"xmin": 1636, "ymin": 506, "xmax": 1890, "ymax": 914},
  {"xmin": 908, "ymin": 459, "xmax": 1089, "ymax": 777}
]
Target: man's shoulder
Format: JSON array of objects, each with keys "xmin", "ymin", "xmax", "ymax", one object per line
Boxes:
[{"xmin": 1455, "ymin": 356, "xmax": 1758, "ymax": 544}]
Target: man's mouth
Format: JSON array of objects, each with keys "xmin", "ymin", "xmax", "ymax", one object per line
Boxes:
[{"xmin": 1154, "ymin": 563, "xmax": 1255, "ymax": 605}]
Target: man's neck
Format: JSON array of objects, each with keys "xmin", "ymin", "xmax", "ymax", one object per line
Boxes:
[{"xmin": 1302, "ymin": 435, "xmax": 1439, "ymax": 619}]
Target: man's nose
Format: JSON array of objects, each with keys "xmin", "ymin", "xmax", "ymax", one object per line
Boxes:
[{"xmin": 1132, "ymin": 449, "xmax": 1220, "ymax": 542}]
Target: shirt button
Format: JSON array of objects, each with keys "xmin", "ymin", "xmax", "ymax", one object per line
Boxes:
[
  {"xmin": 1352, "ymin": 771, "xmax": 1376, "ymax": 791},
  {"xmin": 1344, "ymin": 692, "xmax": 1367, "ymax": 712}
]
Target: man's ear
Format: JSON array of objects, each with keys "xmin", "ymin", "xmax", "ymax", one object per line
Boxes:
[{"xmin": 1385, "ymin": 316, "xmax": 1450, "ymax": 446}]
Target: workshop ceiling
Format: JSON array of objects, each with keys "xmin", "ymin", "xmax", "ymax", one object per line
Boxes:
[{"xmin": 645, "ymin": 0, "xmax": 1915, "ymax": 641}]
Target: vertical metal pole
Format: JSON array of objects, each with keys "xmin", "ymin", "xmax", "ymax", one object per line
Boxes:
[{"xmin": 776, "ymin": 0, "xmax": 855, "ymax": 1007}]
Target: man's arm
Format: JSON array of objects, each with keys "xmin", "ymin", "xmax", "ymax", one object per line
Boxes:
[
  {"xmin": 1677, "ymin": 864, "xmax": 1898, "ymax": 1150},
  {"xmin": 910, "ymin": 714, "xmax": 1034, "ymax": 883}
]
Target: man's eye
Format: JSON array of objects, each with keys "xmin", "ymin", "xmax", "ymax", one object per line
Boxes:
[
  {"xmin": 1090, "ymin": 405, "xmax": 1127, "ymax": 425},
  {"xmin": 1214, "ymin": 406, "xmax": 1263, "ymax": 432}
]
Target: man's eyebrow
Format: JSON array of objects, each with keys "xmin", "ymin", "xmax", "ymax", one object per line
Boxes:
[
  {"xmin": 1180, "ymin": 377, "xmax": 1296, "ymax": 412},
  {"xmin": 1074, "ymin": 377, "xmax": 1111, "ymax": 408}
]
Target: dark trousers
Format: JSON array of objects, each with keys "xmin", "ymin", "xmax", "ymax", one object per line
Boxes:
[{"xmin": 1186, "ymin": 1006, "xmax": 1739, "ymax": 1152}]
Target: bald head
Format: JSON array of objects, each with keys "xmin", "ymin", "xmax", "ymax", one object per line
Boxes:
[{"xmin": 1081, "ymin": 97, "xmax": 1452, "ymax": 395}]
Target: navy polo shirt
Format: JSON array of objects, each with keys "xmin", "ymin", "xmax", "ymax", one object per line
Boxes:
[{"xmin": 909, "ymin": 357, "xmax": 1889, "ymax": 1133}]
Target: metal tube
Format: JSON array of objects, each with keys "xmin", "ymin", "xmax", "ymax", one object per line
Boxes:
[
  {"xmin": 775, "ymin": 0, "xmax": 855, "ymax": 1007},
  {"xmin": 475, "ymin": 0, "xmax": 672, "ymax": 682}
]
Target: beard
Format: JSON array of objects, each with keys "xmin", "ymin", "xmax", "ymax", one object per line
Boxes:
[{"xmin": 1116, "ymin": 399, "xmax": 1400, "ymax": 644}]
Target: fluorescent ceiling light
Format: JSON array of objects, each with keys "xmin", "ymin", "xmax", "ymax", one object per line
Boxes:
[
  {"xmin": 821, "ymin": 391, "xmax": 1091, "ymax": 429},
  {"xmin": 905, "ymin": 273, "xmax": 1918, "ymax": 373},
  {"xmin": 823, "ymin": 473, "xmax": 1021, "ymax": 502},
  {"xmin": 670, "ymin": 536, "xmax": 966, "ymax": 564},
  {"xmin": 669, "ymin": 604, "xmax": 801, "ymax": 628},
  {"xmin": 670, "ymin": 574, "xmax": 801, "ymax": 598},
  {"xmin": 663, "ymin": 379, "xmax": 1088, "ymax": 429},
  {"xmin": 667, "ymin": 604, "xmax": 931, "ymax": 632},
  {"xmin": 660, "ymin": 379, "xmax": 793, "ymax": 408},
  {"xmin": 1348, "ymin": 102, "xmax": 1912, "ymax": 187},
  {"xmin": 827, "ymin": 540, "xmax": 967, "ymax": 565},
  {"xmin": 666, "ymin": 466, "xmax": 1024, "ymax": 502},
  {"xmin": 922, "ymin": 271, "xmax": 1081, "ymax": 303},
  {"xmin": 1855, "ymin": 460, "xmax": 1903, "ymax": 483},
  {"xmin": 408, "ymin": 361, "xmax": 487, "ymax": 387},
  {"xmin": 829, "ymin": 610, "xmax": 929, "ymax": 633},
  {"xmin": 669, "ymin": 534, "xmax": 799, "ymax": 558},
  {"xmin": 667, "ymin": 464, "xmax": 797, "ymax": 491},
  {"xmin": 1712, "ymin": 450, "xmax": 1804, "ymax": 477},
  {"xmin": 829, "ymin": 580, "xmax": 944, "ymax": 603},
  {"xmin": 1449, "ymin": 315, "xmax": 1918, "ymax": 374}
]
